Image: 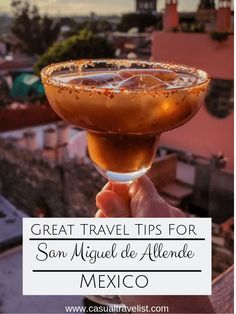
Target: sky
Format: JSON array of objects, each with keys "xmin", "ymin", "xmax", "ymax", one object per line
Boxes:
[{"xmin": 0, "ymin": 0, "xmax": 230, "ymax": 16}]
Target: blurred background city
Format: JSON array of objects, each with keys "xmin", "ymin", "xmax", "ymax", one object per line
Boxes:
[{"xmin": 0, "ymin": 0, "xmax": 234, "ymax": 313}]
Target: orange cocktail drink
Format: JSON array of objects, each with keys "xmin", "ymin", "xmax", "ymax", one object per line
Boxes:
[{"xmin": 41, "ymin": 60, "xmax": 210, "ymax": 182}]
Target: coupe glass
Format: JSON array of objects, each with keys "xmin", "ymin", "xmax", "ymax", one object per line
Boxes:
[{"xmin": 41, "ymin": 59, "xmax": 210, "ymax": 306}]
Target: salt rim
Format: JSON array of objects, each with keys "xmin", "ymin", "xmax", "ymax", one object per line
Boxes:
[{"xmin": 40, "ymin": 59, "xmax": 210, "ymax": 94}]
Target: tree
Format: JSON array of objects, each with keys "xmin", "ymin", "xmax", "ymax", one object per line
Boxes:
[
  {"xmin": 97, "ymin": 19, "xmax": 113, "ymax": 32},
  {"xmin": 34, "ymin": 29, "xmax": 115, "ymax": 73},
  {"xmin": 79, "ymin": 19, "xmax": 113, "ymax": 33},
  {"xmin": 118, "ymin": 13, "xmax": 158, "ymax": 32},
  {"xmin": 10, "ymin": 0, "xmax": 61, "ymax": 56}
]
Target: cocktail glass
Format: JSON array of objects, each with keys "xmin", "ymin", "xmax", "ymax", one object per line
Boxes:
[{"xmin": 41, "ymin": 59, "xmax": 210, "ymax": 306}]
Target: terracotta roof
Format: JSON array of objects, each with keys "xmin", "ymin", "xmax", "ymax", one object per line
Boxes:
[{"xmin": 0, "ymin": 59, "xmax": 32, "ymax": 71}]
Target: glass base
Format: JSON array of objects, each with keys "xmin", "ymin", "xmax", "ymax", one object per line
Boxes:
[
  {"xmin": 85, "ymin": 295, "xmax": 127, "ymax": 312},
  {"xmin": 94, "ymin": 163, "xmax": 150, "ymax": 182}
]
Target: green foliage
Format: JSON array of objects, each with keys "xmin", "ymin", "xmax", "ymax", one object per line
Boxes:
[
  {"xmin": 34, "ymin": 30, "xmax": 115, "ymax": 73},
  {"xmin": 10, "ymin": 0, "xmax": 61, "ymax": 55},
  {"xmin": 118, "ymin": 13, "xmax": 158, "ymax": 32}
]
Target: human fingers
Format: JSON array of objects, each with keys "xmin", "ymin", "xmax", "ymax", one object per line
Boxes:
[
  {"xmin": 96, "ymin": 190, "xmax": 131, "ymax": 217},
  {"xmin": 128, "ymin": 176, "xmax": 173, "ymax": 217},
  {"xmin": 95, "ymin": 209, "xmax": 106, "ymax": 218}
]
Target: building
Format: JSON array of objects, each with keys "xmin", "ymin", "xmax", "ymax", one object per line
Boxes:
[
  {"xmin": 112, "ymin": 32, "xmax": 151, "ymax": 59},
  {"xmin": 152, "ymin": 0, "xmax": 233, "ymax": 223},
  {"xmin": 198, "ymin": 0, "xmax": 215, "ymax": 10},
  {"xmin": 152, "ymin": 31, "xmax": 233, "ymax": 170},
  {"xmin": 163, "ymin": 0, "xmax": 179, "ymax": 31},
  {"xmin": 216, "ymin": 0, "xmax": 232, "ymax": 32},
  {"xmin": 196, "ymin": 0, "xmax": 216, "ymax": 31},
  {"xmin": 152, "ymin": 2, "xmax": 233, "ymax": 171},
  {"xmin": 136, "ymin": 0, "xmax": 157, "ymax": 14}
]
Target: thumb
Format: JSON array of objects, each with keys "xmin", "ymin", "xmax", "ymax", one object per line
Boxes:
[
  {"xmin": 128, "ymin": 176, "xmax": 171, "ymax": 217},
  {"xmin": 96, "ymin": 190, "xmax": 131, "ymax": 217}
]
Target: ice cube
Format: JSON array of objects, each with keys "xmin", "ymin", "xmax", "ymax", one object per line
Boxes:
[
  {"xmin": 167, "ymin": 73, "xmax": 198, "ymax": 89},
  {"xmin": 118, "ymin": 70, "xmax": 135, "ymax": 79},
  {"xmin": 117, "ymin": 75, "xmax": 168, "ymax": 90},
  {"xmin": 69, "ymin": 73, "xmax": 123, "ymax": 86},
  {"xmin": 118, "ymin": 69, "xmax": 178, "ymax": 81}
]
